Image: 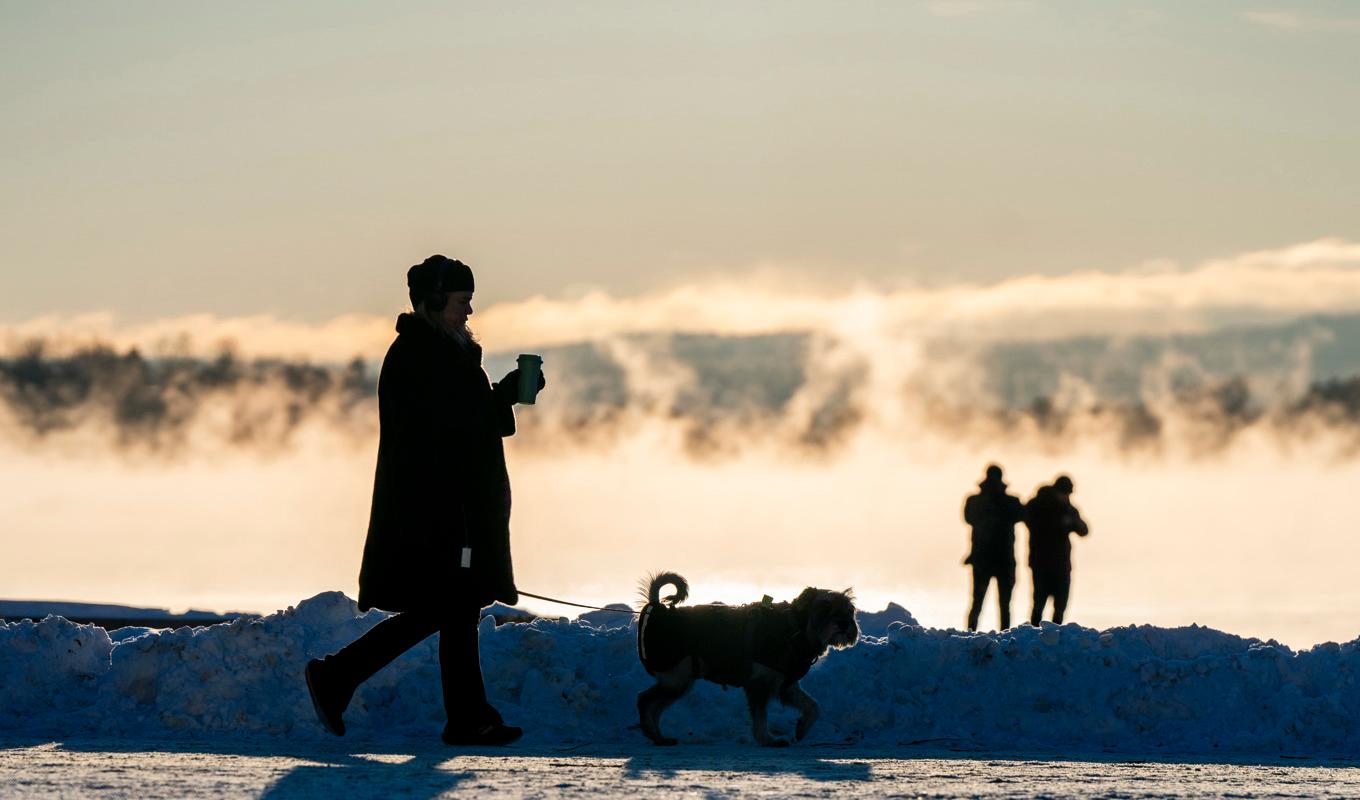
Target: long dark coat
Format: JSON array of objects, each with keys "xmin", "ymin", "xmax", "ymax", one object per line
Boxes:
[
  {"xmin": 962, "ymin": 480, "xmax": 1025, "ymax": 572},
  {"xmin": 1024, "ymin": 486, "xmax": 1089, "ymax": 578},
  {"xmin": 357, "ymin": 313, "xmax": 518, "ymax": 612}
]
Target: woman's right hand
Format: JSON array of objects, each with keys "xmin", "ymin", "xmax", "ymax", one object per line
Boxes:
[{"xmin": 493, "ymin": 368, "xmax": 547, "ymax": 406}]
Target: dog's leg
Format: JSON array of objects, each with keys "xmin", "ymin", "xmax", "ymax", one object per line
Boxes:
[
  {"xmin": 637, "ymin": 658, "xmax": 695, "ymax": 746},
  {"xmin": 637, "ymin": 684, "xmax": 685, "ymax": 746},
  {"xmin": 779, "ymin": 682, "xmax": 821, "ymax": 742},
  {"xmin": 744, "ymin": 669, "xmax": 789, "ymax": 747},
  {"xmin": 744, "ymin": 685, "xmax": 786, "ymax": 747}
]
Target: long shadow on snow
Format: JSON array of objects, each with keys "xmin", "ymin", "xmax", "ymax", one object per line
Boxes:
[
  {"xmin": 0, "ymin": 735, "xmax": 471, "ymax": 800},
  {"xmin": 256, "ymin": 751, "xmax": 468, "ymax": 800},
  {"xmin": 3, "ymin": 734, "xmax": 1355, "ymax": 772},
  {"xmin": 3, "ymin": 732, "xmax": 1357, "ymax": 765},
  {"xmin": 3, "ymin": 733, "xmax": 1356, "ymax": 766},
  {"xmin": 0, "ymin": 735, "xmax": 879, "ymax": 792}
]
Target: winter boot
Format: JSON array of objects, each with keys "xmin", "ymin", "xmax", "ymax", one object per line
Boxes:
[
  {"xmin": 442, "ymin": 705, "xmax": 521, "ymax": 746},
  {"xmin": 304, "ymin": 658, "xmax": 353, "ymax": 736}
]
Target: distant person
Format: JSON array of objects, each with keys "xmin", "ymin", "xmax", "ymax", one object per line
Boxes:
[
  {"xmin": 1024, "ymin": 474, "xmax": 1089, "ymax": 626},
  {"xmin": 305, "ymin": 255, "xmax": 545, "ymax": 746},
  {"xmin": 963, "ymin": 464, "xmax": 1025, "ymax": 631}
]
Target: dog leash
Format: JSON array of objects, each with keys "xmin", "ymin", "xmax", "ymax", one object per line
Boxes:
[
  {"xmin": 518, "ymin": 590, "xmax": 639, "ymax": 615},
  {"xmin": 519, "ymin": 590, "xmax": 777, "ymax": 615}
]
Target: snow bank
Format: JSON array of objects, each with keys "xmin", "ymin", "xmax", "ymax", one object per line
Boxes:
[
  {"xmin": 2, "ymin": 592, "xmax": 1356, "ymax": 755},
  {"xmin": 855, "ymin": 602, "xmax": 918, "ymax": 637}
]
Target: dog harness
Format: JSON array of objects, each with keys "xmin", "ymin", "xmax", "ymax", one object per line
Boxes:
[{"xmin": 638, "ymin": 601, "xmax": 822, "ymax": 689}]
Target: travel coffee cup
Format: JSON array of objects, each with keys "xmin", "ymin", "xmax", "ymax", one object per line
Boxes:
[{"xmin": 517, "ymin": 353, "xmax": 543, "ymax": 404}]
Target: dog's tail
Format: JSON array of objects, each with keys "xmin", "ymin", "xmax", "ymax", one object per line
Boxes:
[
  {"xmin": 639, "ymin": 572, "xmax": 688, "ymax": 609},
  {"xmin": 637, "ymin": 572, "xmax": 687, "ymax": 668}
]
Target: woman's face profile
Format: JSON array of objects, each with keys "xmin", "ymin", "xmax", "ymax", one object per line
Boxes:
[{"xmin": 441, "ymin": 291, "xmax": 474, "ymax": 329}]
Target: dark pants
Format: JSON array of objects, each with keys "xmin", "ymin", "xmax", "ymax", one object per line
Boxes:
[
  {"xmin": 324, "ymin": 604, "xmax": 498, "ymax": 731},
  {"xmin": 1030, "ymin": 571, "xmax": 1071, "ymax": 626},
  {"xmin": 967, "ymin": 564, "xmax": 1015, "ymax": 631}
]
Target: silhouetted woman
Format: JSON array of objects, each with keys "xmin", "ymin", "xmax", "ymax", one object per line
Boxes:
[{"xmin": 305, "ymin": 255, "xmax": 543, "ymax": 746}]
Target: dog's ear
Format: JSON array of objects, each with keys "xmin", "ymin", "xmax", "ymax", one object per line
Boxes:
[
  {"xmin": 793, "ymin": 587, "xmax": 818, "ymax": 614},
  {"xmin": 842, "ymin": 587, "xmax": 855, "ymax": 601}
]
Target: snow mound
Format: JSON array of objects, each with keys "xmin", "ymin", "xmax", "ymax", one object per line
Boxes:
[
  {"xmin": 856, "ymin": 602, "xmax": 919, "ymax": 637},
  {"xmin": 2, "ymin": 592, "xmax": 1356, "ymax": 755},
  {"xmin": 575, "ymin": 604, "xmax": 637, "ymax": 630}
]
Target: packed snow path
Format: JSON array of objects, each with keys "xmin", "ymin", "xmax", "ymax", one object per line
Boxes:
[
  {"xmin": 2, "ymin": 739, "xmax": 1359, "ymax": 799},
  {"xmin": 1, "ymin": 593, "xmax": 1357, "ymax": 756}
]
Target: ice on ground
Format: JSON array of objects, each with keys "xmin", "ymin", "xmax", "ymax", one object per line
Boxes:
[{"xmin": 1, "ymin": 592, "xmax": 1356, "ymax": 755}]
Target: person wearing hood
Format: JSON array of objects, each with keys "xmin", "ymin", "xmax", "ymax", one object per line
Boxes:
[
  {"xmin": 304, "ymin": 254, "xmax": 545, "ymax": 746},
  {"xmin": 962, "ymin": 464, "xmax": 1026, "ymax": 631},
  {"xmin": 1024, "ymin": 474, "xmax": 1089, "ymax": 626}
]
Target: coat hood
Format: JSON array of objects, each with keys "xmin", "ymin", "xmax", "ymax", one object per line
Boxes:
[
  {"xmin": 395, "ymin": 311, "xmax": 432, "ymax": 337},
  {"xmin": 394, "ymin": 312, "xmax": 482, "ymax": 361}
]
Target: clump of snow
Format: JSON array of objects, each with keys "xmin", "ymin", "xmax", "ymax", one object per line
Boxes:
[
  {"xmin": 575, "ymin": 604, "xmax": 636, "ymax": 630},
  {"xmin": 855, "ymin": 602, "xmax": 919, "ymax": 637},
  {"xmin": 0, "ymin": 616, "xmax": 112, "ymax": 727},
  {"xmin": 1, "ymin": 592, "xmax": 1356, "ymax": 755},
  {"xmin": 482, "ymin": 602, "xmax": 538, "ymax": 625}
]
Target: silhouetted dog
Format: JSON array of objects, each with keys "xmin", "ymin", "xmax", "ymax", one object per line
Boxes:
[{"xmin": 635, "ymin": 572, "xmax": 858, "ymax": 746}]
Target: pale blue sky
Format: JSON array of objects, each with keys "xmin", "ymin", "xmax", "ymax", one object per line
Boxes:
[{"xmin": 2, "ymin": 1, "xmax": 1358, "ymax": 322}]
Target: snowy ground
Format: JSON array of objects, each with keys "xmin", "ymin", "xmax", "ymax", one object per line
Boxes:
[
  {"xmin": 5, "ymin": 593, "xmax": 1357, "ymax": 754},
  {"xmin": 3, "ymin": 738, "xmax": 1359, "ymax": 798},
  {"xmin": 4, "ymin": 593, "xmax": 1359, "ymax": 797}
]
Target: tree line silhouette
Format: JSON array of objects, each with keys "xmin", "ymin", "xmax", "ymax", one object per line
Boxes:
[{"xmin": 6, "ymin": 338, "xmax": 1360, "ymax": 457}]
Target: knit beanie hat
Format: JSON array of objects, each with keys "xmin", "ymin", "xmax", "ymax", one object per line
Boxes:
[{"xmin": 407, "ymin": 255, "xmax": 474, "ymax": 307}]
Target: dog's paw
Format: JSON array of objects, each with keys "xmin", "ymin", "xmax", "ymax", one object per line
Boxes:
[
  {"xmin": 653, "ymin": 737, "xmax": 678, "ymax": 747},
  {"xmin": 761, "ymin": 738, "xmax": 791, "ymax": 748}
]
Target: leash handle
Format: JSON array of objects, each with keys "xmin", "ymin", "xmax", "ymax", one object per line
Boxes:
[{"xmin": 518, "ymin": 590, "xmax": 638, "ymax": 615}]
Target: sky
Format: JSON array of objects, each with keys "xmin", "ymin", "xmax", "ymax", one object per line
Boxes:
[
  {"xmin": 3, "ymin": 1, "xmax": 1359, "ymax": 323},
  {"xmin": 4, "ymin": 2, "xmax": 1360, "ymax": 648}
]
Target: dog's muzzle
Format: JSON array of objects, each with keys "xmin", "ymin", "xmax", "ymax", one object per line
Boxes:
[{"xmin": 831, "ymin": 620, "xmax": 859, "ymax": 647}]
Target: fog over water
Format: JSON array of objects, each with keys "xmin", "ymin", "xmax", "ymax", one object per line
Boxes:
[{"xmin": 6, "ymin": 248, "xmax": 1360, "ymax": 648}]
